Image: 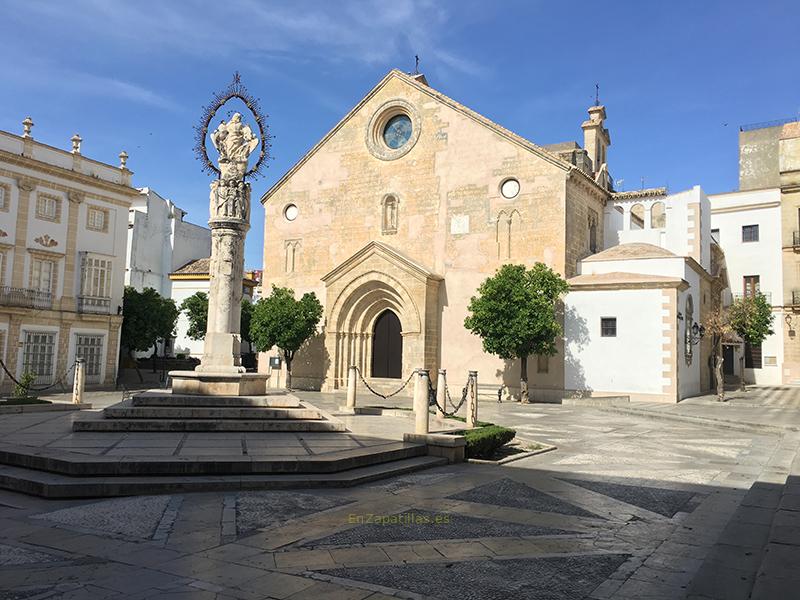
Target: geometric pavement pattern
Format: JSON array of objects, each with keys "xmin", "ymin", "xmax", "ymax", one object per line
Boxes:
[
  {"xmin": 320, "ymin": 553, "xmax": 631, "ymax": 600},
  {"xmin": 559, "ymin": 478, "xmax": 697, "ymax": 518},
  {"xmin": 300, "ymin": 508, "xmax": 580, "ymax": 547},
  {"xmin": 30, "ymin": 495, "xmax": 173, "ymax": 540},
  {"xmin": 236, "ymin": 491, "xmax": 353, "ymax": 536},
  {"xmin": 447, "ymin": 477, "xmax": 603, "ymax": 519}
]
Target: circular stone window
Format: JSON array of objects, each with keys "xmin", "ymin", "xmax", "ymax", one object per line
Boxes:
[
  {"xmin": 382, "ymin": 114, "xmax": 413, "ymax": 149},
  {"xmin": 366, "ymin": 99, "xmax": 421, "ymax": 161},
  {"xmin": 500, "ymin": 178, "xmax": 520, "ymax": 199},
  {"xmin": 283, "ymin": 204, "xmax": 298, "ymax": 222}
]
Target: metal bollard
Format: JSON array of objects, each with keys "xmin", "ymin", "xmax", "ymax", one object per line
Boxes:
[
  {"xmin": 466, "ymin": 370, "xmax": 478, "ymax": 428},
  {"xmin": 72, "ymin": 358, "xmax": 85, "ymax": 405},
  {"xmin": 346, "ymin": 365, "xmax": 357, "ymax": 409},
  {"xmin": 414, "ymin": 369, "xmax": 430, "ymax": 434},
  {"xmin": 435, "ymin": 369, "xmax": 447, "ymax": 420}
]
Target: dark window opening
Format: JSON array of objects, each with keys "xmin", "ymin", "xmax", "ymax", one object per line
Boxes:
[
  {"xmin": 745, "ymin": 342, "xmax": 762, "ymax": 369},
  {"xmin": 601, "ymin": 317, "xmax": 617, "ymax": 337},
  {"xmin": 742, "ymin": 224, "xmax": 759, "ymax": 243}
]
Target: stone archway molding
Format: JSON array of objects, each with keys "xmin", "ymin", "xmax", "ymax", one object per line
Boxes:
[{"xmin": 321, "ymin": 241, "xmax": 442, "ymax": 391}]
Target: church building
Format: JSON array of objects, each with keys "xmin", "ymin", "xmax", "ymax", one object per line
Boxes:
[{"xmin": 259, "ymin": 69, "xmax": 723, "ymax": 402}]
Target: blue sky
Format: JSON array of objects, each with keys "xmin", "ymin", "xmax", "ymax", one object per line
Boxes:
[{"xmin": 1, "ymin": 1, "xmax": 798, "ymax": 269}]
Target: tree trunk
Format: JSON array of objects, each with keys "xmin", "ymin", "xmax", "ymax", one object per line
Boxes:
[
  {"xmin": 713, "ymin": 337, "xmax": 725, "ymax": 402},
  {"xmin": 283, "ymin": 350, "xmax": 293, "ymax": 390},
  {"xmin": 519, "ymin": 355, "xmax": 530, "ymax": 403},
  {"xmin": 131, "ymin": 350, "xmax": 143, "ymax": 383},
  {"xmin": 739, "ymin": 355, "xmax": 746, "ymax": 391}
]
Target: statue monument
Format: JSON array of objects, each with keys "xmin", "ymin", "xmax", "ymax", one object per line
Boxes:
[{"xmin": 171, "ymin": 74, "xmax": 271, "ymax": 396}]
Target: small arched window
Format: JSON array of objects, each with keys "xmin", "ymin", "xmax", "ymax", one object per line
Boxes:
[
  {"xmin": 381, "ymin": 194, "xmax": 398, "ymax": 234},
  {"xmin": 631, "ymin": 204, "xmax": 645, "ymax": 230},
  {"xmin": 650, "ymin": 201, "xmax": 666, "ymax": 228}
]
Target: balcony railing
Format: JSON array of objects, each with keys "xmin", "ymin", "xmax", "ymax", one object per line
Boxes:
[
  {"xmin": 77, "ymin": 296, "xmax": 111, "ymax": 314},
  {"xmin": 732, "ymin": 292, "xmax": 772, "ymax": 304},
  {"xmin": 0, "ymin": 286, "xmax": 52, "ymax": 309}
]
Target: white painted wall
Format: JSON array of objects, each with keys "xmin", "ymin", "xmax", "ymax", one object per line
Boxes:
[
  {"xmin": 125, "ymin": 188, "xmax": 211, "ymax": 297},
  {"xmin": 710, "ymin": 188, "xmax": 783, "ymax": 384},
  {"xmin": 565, "ymin": 288, "xmax": 666, "ymax": 396}
]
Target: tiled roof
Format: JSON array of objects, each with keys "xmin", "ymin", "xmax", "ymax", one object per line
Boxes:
[
  {"xmin": 171, "ymin": 258, "xmax": 210, "ymax": 275},
  {"xmin": 583, "ymin": 243, "xmax": 676, "ymax": 262}
]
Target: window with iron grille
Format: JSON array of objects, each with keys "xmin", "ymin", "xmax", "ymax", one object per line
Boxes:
[
  {"xmin": 0, "ymin": 184, "xmax": 8, "ymax": 211},
  {"xmin": 742, "ymin": 224, "xmax": 759, "ymax": 243},
  {"xmin": 22, "ymin": 331, "xmax": 56, "ymax": 385},
  {"xmin": 75, "ymin": 334, "xmax": 103, "ymax": 384},
  {"xmin": 601, "ymin": 317, "xmax": 617, "ymax": 337}
]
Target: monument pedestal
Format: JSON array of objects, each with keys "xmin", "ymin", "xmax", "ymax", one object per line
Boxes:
[{"xmin": 169, "ymin": 370, "xmax": 269, "ymax": 396}]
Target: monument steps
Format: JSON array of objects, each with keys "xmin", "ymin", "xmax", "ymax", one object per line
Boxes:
[
  {"xmin": 0, "ymin": 441, "xmax": 425, "ymax": 477},
  {"xmin": 103, "ymin": 405, "xmax": 324, "ymax": 420},
  {"xmin": 131, "ymin": 393, "xmax": 297, "ymax": 408},
  {"xmin": 73, "ymin": 418, "xmax": 346, "ymax": 433},
  {"xmin": 0, "ymin": 455, "xmax": 448, "ymax": 498}
]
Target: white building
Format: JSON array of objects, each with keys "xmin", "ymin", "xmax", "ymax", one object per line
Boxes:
[
  {"xmin": 564, "ymin": 186, "xmax": 728, "ymax": 402},
  {"xmin": 709, "ymin": 188, "xmax": 783, "ymax": 384},
  {"xmin": 169, "ymin": 257, "xmax": 257, "ymax": 359},
  {"xmin": 125, "ymin": 187, "xmax": 211, "ymax": 297},
  {"xmin": 0, "ymin": 119, "xmax": 139, "ymax": 389}
]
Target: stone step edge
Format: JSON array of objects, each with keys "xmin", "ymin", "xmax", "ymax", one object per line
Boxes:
[
  {"xmin": 103, "ymin": 407, "xmax": 324, "ymax": 420},
  {"xmin": 72, "ymin": 419, "xmax": 347, "ymax": 433},
  {"xmin": 131, "ymin": 397, "xmax": 299, "ymax": 408},
  {"xmin": 0, "ymin": 441, "xmax": 426, "ymax": 477},
  {"xmin": 0, "ymin": 455, "xmax": 449, "ymax": 498}
]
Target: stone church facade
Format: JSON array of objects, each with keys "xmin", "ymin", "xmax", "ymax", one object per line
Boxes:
[{"xmin": 260, "ymin": 69, "xmax": 611, "ymax": 399}]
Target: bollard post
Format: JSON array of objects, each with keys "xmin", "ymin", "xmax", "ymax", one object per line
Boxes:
[
  {"xmin": 346, "ymin": 365, "xmax": 358, "ymax": 409},
  {"xmin": 72, "ymin": 358, "xmax": 85, "ymax": 405},
  {"xmin": 466, "ymin": 370, "xmax": 478, "ymax": 428},
  {"xmin": 435, "ymin": 369, "xmax": 447, "ymax": 420},
  {"xmin": 414, "ymin": 369, "xmax": 430, "ymax": 434}
]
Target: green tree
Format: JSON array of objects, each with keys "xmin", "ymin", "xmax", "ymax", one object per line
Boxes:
[
  {"xmin": 250, "ymin": 285, "xmax": 323, "ymax": 389},
  {"xmin": 464, "ymin": 263, "xmax": 569, "ymax": 403},
  {"xmin": 728, "ymin": 292, "xmax": 774, "ymax": 391},
  {"xmin": 240, "ymin": 298, "xmax": 253, "ymax": 345},
  {"xmin": 180, "ymin": 292, "xmax": 208, "ymax": 341},
  {"xmin": 121, "ymin": 287, "xmax": 179, "ymax": 380},
  {"xmin": 180, "ymin": 291, "xmax": 254, "ymax": 344}
]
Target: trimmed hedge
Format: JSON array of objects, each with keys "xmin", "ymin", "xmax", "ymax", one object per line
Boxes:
[{"xmin": 464, "ymin": 425, "xmax": 516, "ymax": 459}]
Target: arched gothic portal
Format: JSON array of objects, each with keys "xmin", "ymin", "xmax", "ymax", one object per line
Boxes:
[
  {"xmin": 371, "ymin": 310, "xmax": 403, "ymax": 378},
  {"xmin": 320, "ymin": 241, "xmax": 443, "ymax": 391}
]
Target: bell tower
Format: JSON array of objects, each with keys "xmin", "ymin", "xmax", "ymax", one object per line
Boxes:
[{"xmin": 582, "ymin": 103, "xmax": 611, "ymax": 188}]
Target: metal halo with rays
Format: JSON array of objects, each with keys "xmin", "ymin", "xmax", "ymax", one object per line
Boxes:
[{"xmin": 193, "ymin": 72, "xmax": 271, "ymax": 180}]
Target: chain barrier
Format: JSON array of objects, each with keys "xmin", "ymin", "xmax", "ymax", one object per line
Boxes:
[
  {"xmin": 429, "ymin": 374, "xmax": 471, "ymax": 417},
  {"xmin": 0, "ymin": 357, "xmax": 77, "ymax": 393},
  {"xmin": 353, "ymin": 366, "xmax": 414, "ymax": 401}
]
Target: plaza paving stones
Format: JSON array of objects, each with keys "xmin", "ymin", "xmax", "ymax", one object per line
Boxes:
[
  {"xmin": 0, "ymin": 542, "xmax": 66, "ymax": 566},
  {"xmin": 319, "ymin": 553, "xmax": 631, "ymax": 600},
  {"xmin": 447, "ymin": 477, "xmax": 602, "ymax": 518},
  {"xmin": 560, "ymin": 478, "xmax": 698, "ymax": 518},
  {"xmin": 235, "ymin": 491, "xmax": 354, "ymax": 535},
  {"xmin": 31, "ymin": 495, "xmax": 173, "ymax": 540},
  {"xmin": 300, "ymin": 508, "xmax": 580, "ymax": 547},
  {"xmin": 0, "ymin": 387, "xmax": 796, "ymax": 599}
]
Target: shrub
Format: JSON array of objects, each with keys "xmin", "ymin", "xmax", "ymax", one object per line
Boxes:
[
  {"xmin": 175, "ymin": 353, "xmax": 187, "ymax": 360},
  {"xmin": 463, "ymin": 425, "xmax": 516, "ymax": 459},
  {"xmin": 12, "ymin": 372, "xmax": 36, "ymax": 400}
]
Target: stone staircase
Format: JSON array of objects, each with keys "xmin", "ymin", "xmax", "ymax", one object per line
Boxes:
[
  {"xmin": 73, "ymin": 390, "xmax": 346, "ymax": 433},
  {"xmin": 0, "ymin": 389, "xmax": 450, "ymax": 498}
]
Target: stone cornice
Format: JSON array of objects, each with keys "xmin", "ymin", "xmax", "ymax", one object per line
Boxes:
[
  {"xmin": 0, "ymin": 151, "xmax": 137, "ymax": 201},
  {"xmin": 0, "ymin": 166, "xmax": 133, "ymax": 209},
  {"xmin": 612, "ymin": 187, "xmax": 668, "ymax": 201}
]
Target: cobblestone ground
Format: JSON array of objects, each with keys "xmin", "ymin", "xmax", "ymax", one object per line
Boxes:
[{"xmin": 0, "ymin": 389, "xmax": 796, "ymax": 599}]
